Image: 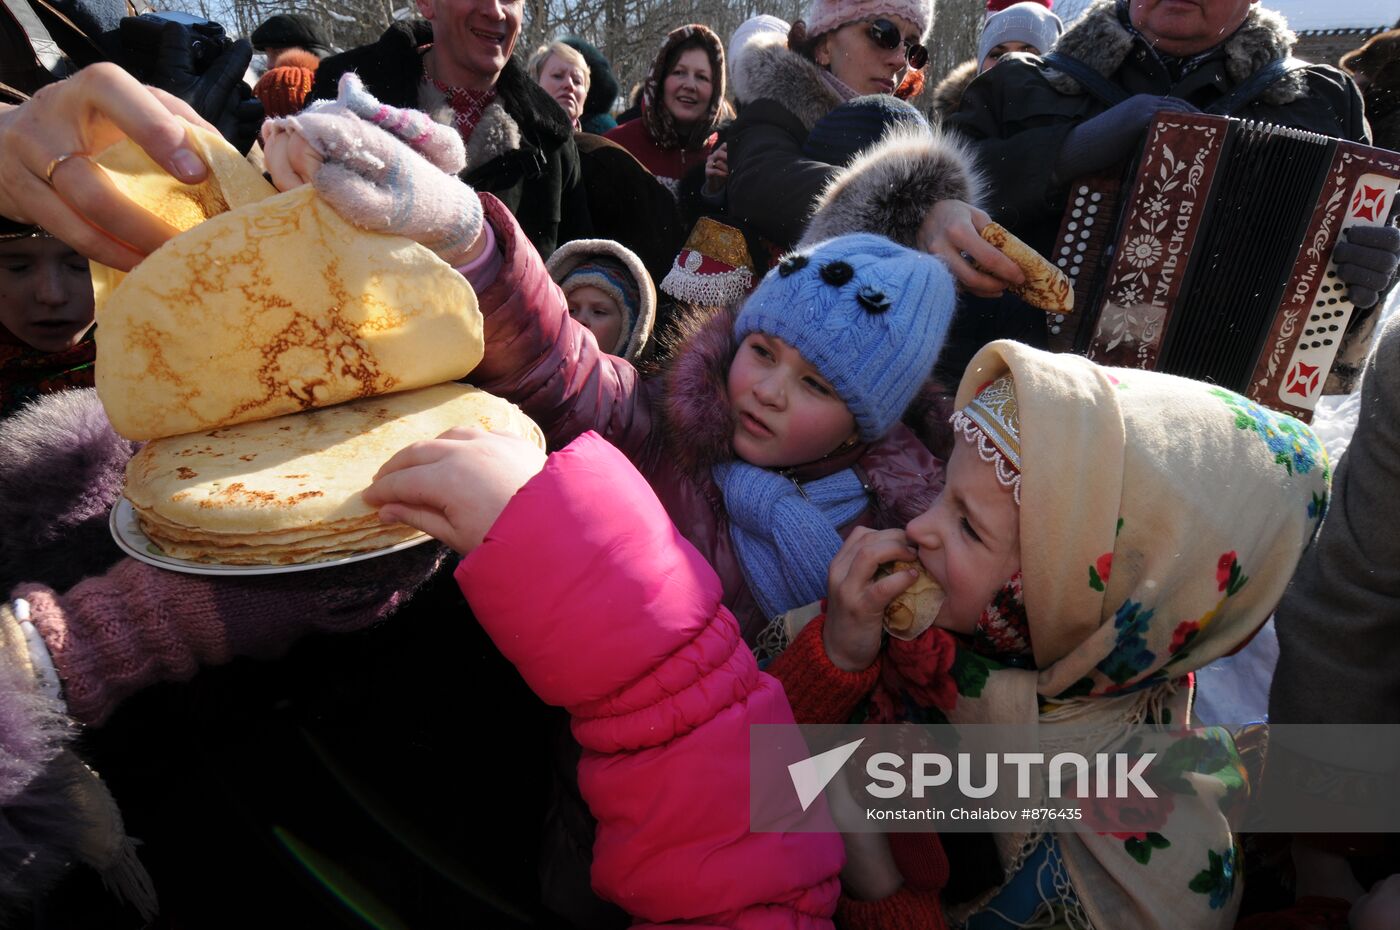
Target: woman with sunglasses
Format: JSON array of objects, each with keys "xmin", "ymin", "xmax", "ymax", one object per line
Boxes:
[{"xmin": 725, "ymin": 2, "xmax": 1022, "ymax": 298}]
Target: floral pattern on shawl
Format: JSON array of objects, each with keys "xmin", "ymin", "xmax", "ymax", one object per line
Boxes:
[
  {"xmin": 927, "ymin": 341, "xmax": 1332, "ymax": 930},
  {"xmin": 1211, "ymin": 388, "xmax": 1330, "ymax": 509}
]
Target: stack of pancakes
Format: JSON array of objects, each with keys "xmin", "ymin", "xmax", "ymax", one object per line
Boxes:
[
  {"xmin": 123, "ymin": 384, "xmax": 542, "ymax": 565},
  {"xmin": 95, "ymin": 126, "xmax": 543, "ymax": 565}
]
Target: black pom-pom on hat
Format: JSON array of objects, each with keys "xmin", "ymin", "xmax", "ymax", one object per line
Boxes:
[
  {"xmin": 819, "ymin": 261, "xmax": 854, "ymax": 286},
  {"xmin": 857, "ymin": 285, "xmax": 891, "ymax": 313},
  {"xmin": 778, "ymin": 253, "xmax": 809, "ymax": 277}
]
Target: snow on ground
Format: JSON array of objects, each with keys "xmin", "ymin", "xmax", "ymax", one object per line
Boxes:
[{"xmin": 1193, "ymin": 287, "xmax": 1400, "ymax": 727}]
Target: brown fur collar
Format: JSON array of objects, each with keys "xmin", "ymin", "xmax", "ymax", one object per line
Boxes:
[
  {"xmin": 928, "ymin": 58, "xmax": 978, "ymax": 124},
  {"xmin": 1047, "ymin": 0, "xmax": 1308, "ymax": 106},
  {"xmin": 660, "ymin": 304, "xmax": 741, "ymax": 478}
]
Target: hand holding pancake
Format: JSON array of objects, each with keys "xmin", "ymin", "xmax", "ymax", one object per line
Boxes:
[
  {"xmin": 916, "ymin": 200, "xmax": 1024, "ymax": 299},
  {"xmin": 365, "ymin": 428, "xmax": 548, "ymax": 556},
  {"xmin": 261, "ymin": 73, "xmax": 486, "ymax": 266},
  {"xmin": 824, "ymin": 526, "xmax": 918, "ymax": 672},
  {"xmin": 0, "ymin": 63, "xmax": 212, "ymax": 271}
]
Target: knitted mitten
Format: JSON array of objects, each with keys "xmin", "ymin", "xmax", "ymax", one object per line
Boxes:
[
  {"xmin": 1055, "ymin": 94, "xmax": 1198, "ymax": 180},
  {"xmin": 13, "ymin": 540, "xmax": 448, "ymax": 725},
  {"xmin": 1335, "ymin": 224, "xmax": 1400, "ymax": 310},
  {"xmin": 262, "ymin": 72, "xmax": 483, "ymax": 265}
]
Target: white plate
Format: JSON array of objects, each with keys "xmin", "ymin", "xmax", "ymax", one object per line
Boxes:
[{"xmin": 109, "ymin": 498, "xmax": 433, "ymax": 576}]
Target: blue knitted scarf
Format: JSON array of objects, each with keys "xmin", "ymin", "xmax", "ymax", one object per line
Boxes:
[{"xmin": 713, "ymin": 461, "xmax": 870, "ymax": 619}]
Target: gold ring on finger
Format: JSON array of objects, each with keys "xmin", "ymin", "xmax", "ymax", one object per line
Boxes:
[{"xmin": 45, "ymin": 152, "xmax": 89, "ymax": 186}]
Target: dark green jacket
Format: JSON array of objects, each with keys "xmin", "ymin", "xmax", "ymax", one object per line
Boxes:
[{"xmin": 313, "ymin": 22, "xmax": 591, "ymax": 258}]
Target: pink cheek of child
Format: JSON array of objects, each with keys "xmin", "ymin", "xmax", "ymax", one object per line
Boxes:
[{"xmin": 907, "ymin": 437, "xmax": 1021, "ymax": 635}]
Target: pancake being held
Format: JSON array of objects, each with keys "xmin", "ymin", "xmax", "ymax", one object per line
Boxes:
[
  {"xmin": 124, "ymin": 383, "xmax": 544, "ymax": 564},
  {"xmin": 91, "ymin": 128, "xmax": 485, "ymax": 441}
]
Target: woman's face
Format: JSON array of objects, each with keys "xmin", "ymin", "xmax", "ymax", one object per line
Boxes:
[
  {"xmin": 662, "ymin": 47, "xmax": 714, "ymax": 131},
  {"xmin": 815, "ymin": 14, "xmax": 919, "ymax": 95},
  {"xmin": 537, "ymin": 53, "xmax": 587, "ymax": 122}
]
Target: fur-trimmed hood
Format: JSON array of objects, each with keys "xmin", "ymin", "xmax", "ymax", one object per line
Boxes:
[
  {"xmin": 928, "ymin": 58, "xmax": 978, "ymax": 124},
  {"xmin": 800, "ymin": 122, "xmax": 983, "ymax": 248},
  {"xmin": 732, "ymin": 31, "xmax": 844, "ymax": 130},
  {"xmin": 660, "ymin": 303, "xmax": 742, "ymax": 479},
  {"xmin": 546, "ymin": 238, "xmax": 658, "ymax": 362},
  {"xmin": 1046, "ymin": 0, "xmax": 1308, "ymax": 106}
]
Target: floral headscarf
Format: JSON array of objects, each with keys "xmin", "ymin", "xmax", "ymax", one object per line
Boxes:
[
  {"xmin": 874, "ymin": 340, "xmax": 1331, "ymax": 930},
  {"xmin": 641, "ymin": 24, "xmax": 727, "ymax": 152}
]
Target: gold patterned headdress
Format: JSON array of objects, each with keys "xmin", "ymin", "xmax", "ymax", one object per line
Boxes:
[
  {"xmin": 659, "ymin": 217, "xmax": 756, "ymax": 307},
  {"xmin": 951, "ymin": 374, "xmax": 1022, "ymax": 504}
]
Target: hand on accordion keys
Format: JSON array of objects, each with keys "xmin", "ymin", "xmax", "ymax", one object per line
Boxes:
[
  {"xmin": 1054, "ymin": 94, "xmax": 1200, "ymax": 181},
  {"xmin": 1335, "ymin": 224, "xmax": 1400, "ymax": 310}
]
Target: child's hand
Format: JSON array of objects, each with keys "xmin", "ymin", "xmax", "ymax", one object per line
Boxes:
[
  {"xmin": 824, "ymin": 527, "xmax": 918, "ymax": 672},
  {"xmin": 262, "ymin": 127, "xmax": 322, "ymax": 190},
  {"xmin": 363, "ymin": 427, "xmax": 546, "ymax": 556},
  {"xmin": 258, "ymin": 73, "xmax": 485, "ymax": 266},
  {"xmin": 916, "ymin": 199, "xmax": 1024, "ymax": 299}
]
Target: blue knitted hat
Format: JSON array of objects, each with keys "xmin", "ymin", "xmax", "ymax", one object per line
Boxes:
[{"xmin": 734, "ymin": 233, "xmax": 956, "ymax": 441}]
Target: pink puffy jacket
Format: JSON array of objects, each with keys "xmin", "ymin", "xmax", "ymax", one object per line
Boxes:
[{"xmin": 457, "ymin": 432, "xmax": 843, "ymax": 927}]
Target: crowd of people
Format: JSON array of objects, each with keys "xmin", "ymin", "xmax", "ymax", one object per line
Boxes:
[{"xmin": 1, "ymin": 0, "xmax": 1399, "ymax": 927}]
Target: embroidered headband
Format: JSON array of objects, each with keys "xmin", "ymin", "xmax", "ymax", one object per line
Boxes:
[{"xmin": 951, "ymin": 374, "xmax": 1022, "ymax": 504}]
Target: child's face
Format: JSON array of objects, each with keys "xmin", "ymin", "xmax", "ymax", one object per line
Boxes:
[
  {"xmin": 0, "ymin": 236, "xmax": 95, "ymax": 353},
  {"xmin": 726, "ymin": 332, "xmax": 857, "ymax": 468},
  {"xmin": 905, "ymin": 436, "xmax": 1021, "ymax": 634},
  {"xmin": 567, "ymin": 285, "xmax": 624, "ymax": 354}
]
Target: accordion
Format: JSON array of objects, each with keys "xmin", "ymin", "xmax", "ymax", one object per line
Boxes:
[{"xmin": 1049, "ymin": 113, "xmax": 1400, "ymax": 420}]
